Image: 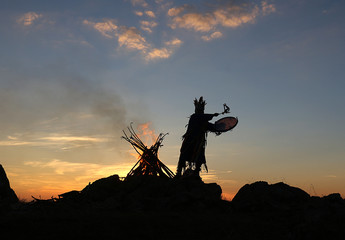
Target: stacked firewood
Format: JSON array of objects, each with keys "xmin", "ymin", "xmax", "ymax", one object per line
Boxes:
[{"xmin": 122, "ymin": 124, "xmax": 175, "ymax": 179}]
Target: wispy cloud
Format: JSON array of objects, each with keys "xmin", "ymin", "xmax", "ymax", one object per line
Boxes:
[
  {"xmin": 0, "ymin": 140, "xmax": 32, "ymax": 146},
  {"xmin": 40, "ymin": 134, "xmax": 108, "ymax": 150},
  {"xmin": 140, "ymin": 20, "xmax": 158, "ymax": 33},
  {"xmin": 145, "ymin": 36, "xmax": 183, "ymax": 60},
  {"xmin": 7, "ymin": 136, "xmax": 18, "ymax": 140},
  {"xmin": 40, "ymin": 135, "xmax": 105, "ymax": 143},
  {"xmin": 17, "ymin": 12, "xmax": 43, "ymax": 26},
  {"xmin": 135, "ymin": 11, "xmax": 144, "ymax": 16},
  {"xmin": 165, "ymin": 38, "xmax": 182, "ymax": 47},
  {"xmin": 214, "ymin": 7, "xmax": 259, "ymax": 28},
  {"xmin": 201, "ymin": 31, "xmax": 223, "ymax": 41},
  {"xmin": 145, "ymin": 10, "xmax": 156, "ymax": 18},
  {"xmin": 0, "ymin": 134, "xmax": 108, "ymax": 149},
  {"xmin": 168, "ymin": 1, "xmax": 276, "ymax": 41},
  {"xmin": 84, "ymin": 20, "xmax": 151, "ymax": 55},
  {"xmin": 167, "ymin": 5, "xmax": 187, "ymax": 17},
  {"xmin": 261, "ymin": 1, "xmax": 276, "ymax": 15},
  {"xmin": 131, "ymin": 0, "xmax": 148, "ymax": 8},
  {"xmin": 24, "ymin": 159, "xmax": 133, "ymax": 178},
  {"xmin": 118, "ymin": 26, "xmax": 150, "ymax": 51},
  {"xmin": 169, "ymin": 12, "xmax": 217, "ymax": 32},
  {"xmin": 84, "ymin": 19, "xmax": 181, "ymax": 61},
  {"xmin": 145, "ymin": 48, "xmax": 170, "ymax": 60},
  {"xmin": 83, "ymin": 19, "xmax": 118, "ymax": 38}
]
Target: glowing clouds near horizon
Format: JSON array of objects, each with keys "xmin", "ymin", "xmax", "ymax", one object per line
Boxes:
[
  {"xmin": 5, "ymin": 123, "xmax": 161, "ymax": 199},
  {"xmin": 8, "ymin": 160, "xmax": 135, "ymax": 199},
  {"xmin": 0, "ymin": 134, "xmax": 107, "ymax": 149},
  {"xmin": 23, "ymin": 159, "xmax": 133, "ymax": 178}
]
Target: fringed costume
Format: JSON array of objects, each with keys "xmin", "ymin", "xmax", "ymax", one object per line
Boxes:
[{"xmin": 176, "ymin": 97, "xmax": 218, "ymax": 177}]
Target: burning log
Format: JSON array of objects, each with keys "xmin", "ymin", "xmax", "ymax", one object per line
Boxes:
[{"xmin": 122, "ymin": 123, "xmax": 175, "ymax": 179}]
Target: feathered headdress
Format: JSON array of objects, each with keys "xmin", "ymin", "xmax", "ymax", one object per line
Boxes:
[{"xmin": 194, "ymin": 96, "xmax": 206, "ymax": 113}]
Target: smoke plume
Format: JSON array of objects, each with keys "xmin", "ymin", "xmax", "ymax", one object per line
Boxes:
[{"xmin": 0, "ymin": 65, "xmax": 127, "ymax": 147}]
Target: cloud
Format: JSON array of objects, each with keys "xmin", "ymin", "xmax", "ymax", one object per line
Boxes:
[
  {"xmin": 84, "ymin": 19, "xmax": 181, "ymax": 61},
  {"xmin": 0, "ymin": 134, "xmax": 108, "ymax": 149},
  {"xmin": 0, "ymin": 140, "xmax": 31, "ymax": 146},
  {"xmin": 41, "ymin": 134, "xmax": 108, "ymax": 150},
  {"xmin": 214, "ymin": 6, "xmax": 259, "ymax": 28},
  {"xmin": 40, "ymin": 135, "xmax": 105, "ymax": 143},
  {"xmin": 201, "ymin": 31, "xmax": 223, "ymax": 41},
  {"xmin": 167, "ymin": 5, "xmax": 187, "ymax": 17},
  {"xmin": 170, "ymin": 12, "xmax": 216, "ymax": 32},
  {"xmin": 145, "ymin": 48, "xmax": 171, "ymax": 60},
  {"xmin": 17, "ymin": 12, "xmax": 42, "ymax": 26},
  {"xmin": 135, "ymin": 11, "xmax": 144, "ymax": 16},
  {"xmin": 145, "ymin": 37, "xmax": 183, "ymax": 60},
  {"xmin": 83, "ymin": 19, "xmax": 118, "ymax": 38},
  {"xmin": 24, "ymin": 159, "xmax": 133, "ymax": 177},
  {"xmin": 140, "ymin": 20, "xmax": 158, "ymax": 33},
  {"xmin": 165, "ymin": 38, "xmax": 182, "ymax": 46},
  {"xmin": 117, "ymin": 26, "xmax": 150, "ymax": 51},
  {"xmin": 84, "ymin": 20, "xmax": 150, "ymax": 52},
  {"xmin": 131, "ymin": 0, "xmax": 148, "ymax": 8},
  {"xmin": 145, "ymin": 10, "xmax": 156, "ymax": 18},
  {"xmin": 168, "ymin": 1, "xmax": 275, "ymax": 40},
  {"xmin": 168, "ymin": 5, "xmax": 258, "ymax": 32},
  {"xmin": 261, "ymin": 1, "xmax": 276, "ymax": 15}
]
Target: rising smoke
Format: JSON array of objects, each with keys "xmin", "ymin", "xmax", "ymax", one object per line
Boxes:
[{"xmin": 0, "ymin": 65, "xmax": 128, "ymax": 146}]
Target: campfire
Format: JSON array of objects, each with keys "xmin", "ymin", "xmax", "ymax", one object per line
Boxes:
[{"xmin": 122, "ymin": 123, "xmax": 175, "ymax": 179}]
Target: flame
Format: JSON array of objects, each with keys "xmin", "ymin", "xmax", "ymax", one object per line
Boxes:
[
  {"xmin": 137, "ymin": 122, "xmax": 157, "ymax": 146},
  {"xmin": 221, "ymin": 192, "xmax": 235, "ymax": 201}
]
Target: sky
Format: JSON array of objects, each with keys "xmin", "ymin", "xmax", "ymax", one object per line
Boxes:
[{"xmin": 1, "ymin": 0, "xmax": 345, "ymax": 200}]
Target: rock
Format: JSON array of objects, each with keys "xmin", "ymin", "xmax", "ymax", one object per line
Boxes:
[
  {"xmin": 81, "ymin": 174, "xmax": 122, "ymax": 201},
  {"xmin": 232, "ymin": 181, "xmax": 310, "ymax": 211},
  {"xmin": 0, "ymin": 164, "xmax": 18, "ymax": 204},
  {"xmin": 322, "ymin": 193, "xmax": 343, "ymax": 203},
  {"xmin": 58, "ymin": 190, "xmax": 81, "ymax": 200}
]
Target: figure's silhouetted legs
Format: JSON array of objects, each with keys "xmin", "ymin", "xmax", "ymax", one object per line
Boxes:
[
  {"xmin": 176, "ymin": 156, "xmax": 184, "ymax": 178},
  {"xmin": 194, "ymin": 163, "xmax": 201, "ymax": 176}
]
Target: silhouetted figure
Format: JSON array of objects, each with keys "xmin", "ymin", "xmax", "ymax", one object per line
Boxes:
[{"xmin": 176, "ymin": 97, "xmax": 219, "ymax": 177}]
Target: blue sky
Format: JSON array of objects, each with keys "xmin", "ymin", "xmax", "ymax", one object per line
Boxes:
[{"xmin": 1, "ymin": 0, "xmax": 344, "ymax": 199}]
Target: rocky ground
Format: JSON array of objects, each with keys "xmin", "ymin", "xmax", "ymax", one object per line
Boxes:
[{"xmin": 1, "ymin": 166, "xmax": 345, "ymax": 239}]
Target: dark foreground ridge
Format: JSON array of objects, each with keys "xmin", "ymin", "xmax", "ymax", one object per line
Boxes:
[
  {"xmin": 59, "ymin": 174, "xmax": 224, "ymax": 211},
  {"xmin": 1, "ymin": 170, "xmax": 345, "ymax": 239}
]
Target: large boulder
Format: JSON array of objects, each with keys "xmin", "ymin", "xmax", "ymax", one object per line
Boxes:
[
  {"xmin": 0, "ymin": 164, "xmax": 18, "ymax": 204},
  {"xmin": 81, "ymin": 174, "xmax": 122, "ymax": 201},
  {"xmin": 232, "ymin": 181, "xmax": 310, "ymax": 211}
]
